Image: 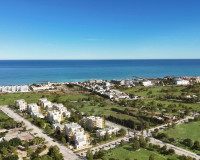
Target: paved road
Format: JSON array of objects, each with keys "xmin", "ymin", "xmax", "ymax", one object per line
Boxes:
[
  {"xmin": 143, "ymin": 116, "xmax": 200, "ymax": 160},
  {"xmin": 150, "ymin": 137, "xmax": 200, "ymax": 160},
  {"xmin": 80, "ymin": 117, "xmax": 200, "ymax": 160},
  {"xmin": 0, "ymin": 105, "xmax": 80, "ymax": 160},
  {"xmin": 78, "ymin": 134, "xmax": 130, "ymax": 157},
  {"xmin": 78, "ymin": 120, "xmax": 130, "ymax": 157}
]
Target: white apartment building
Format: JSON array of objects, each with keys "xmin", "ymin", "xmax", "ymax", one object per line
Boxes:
[
  {"xmin": 73, "ymin": 131, "xmax": 87, "ymax": 149},
  {"xmin": 81, "ymin": 116, "xmax": 104, "ymax": 129},
  {"xmin": 48, "ymin": 110, "xmax": 62, "ymax": 123},
  {"xmin": 38, "ymin": 98, "xmax": 52, "ymax": 108},
  {"xmin": 175, "ymin": 79, "xmax": 190, "ymax": 85},
  {"xmin": 15, "ymin": 99, "xmax": 27, "ymax": 111},
  {"xmin": 31, "ymin": 112, "xmax": 44, "ymax": 119},
  {"xmin": 96, "ymin": 127, "xmax": 119, "ymax": 138},
  {"xmin": 65, "ymin": 123, "xmax": 87, "ymax": 149},
  {"xmin": 28, "ymin": 103, "xmax": 39, "ymax": 114},
  {"xmin": 0, "ymin": 85, "xmax": 29, "ymax": 93},
  {"xmin": 53, "ymin": 103, "xmax": 64, "ymax": 110},
  {"xmin": 52, "ymin": 123, "xmax": 64, "ymax": 131},
  {"xmin": 53, "ymin": 103, "xmax": 71, "ymax": 117},
  {"xmin": 142, "ymin": 80, "xmax": 153, "ymax": 87},
  {"xmin": 27, "ymin": 103, "xmax": 44, "ymax": 118}
]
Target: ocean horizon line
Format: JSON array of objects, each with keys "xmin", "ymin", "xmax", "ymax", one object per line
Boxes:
[{"xmin": 0, "ymin": 58, "xmax": 200, "ymax": 61}]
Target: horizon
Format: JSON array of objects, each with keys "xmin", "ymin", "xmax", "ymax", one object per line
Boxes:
[
  {"xmin": 1, "ymin": 0, "xmax": 200, "ymax": 59},
  {"xmin": 1, "ymin": 58, "xmax": 200, "ymax": 61}
]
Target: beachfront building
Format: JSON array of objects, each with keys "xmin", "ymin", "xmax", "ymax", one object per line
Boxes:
[
  {"xmin": 96, "ymin": 127, "xmax": 120, "ymax": 138},
  {"xmin": 142, "ymin": 80, "xmax": 153, "ymax": 87},
  {"xmin": 120, "ymin": 79, "xmax": 134, "ymax": 86},
  {"xmin": 174, "ymin": 79, "xmax": 190, "ymax": 85},
  {"xmin": 15, "ymin": 99, "xmax": 27, "ymax": 111},
  {"xmin": 47, "ymin": 110, "xmax": 62, "ymax": 123},
  {"xmin": 80, "ymin": 116, "xmax": 104, "ymax": 130},
  {"xmin": 0, "ymin": 85, "xmax": 29, "ymax": 93},
  {"xmin": 65, "ymin": 123, "xmax": 88, "ymax": 149}
]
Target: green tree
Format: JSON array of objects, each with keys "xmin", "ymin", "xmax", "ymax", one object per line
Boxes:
[
  {"xmin": 86, "ymin": 150, "xmax": 93, "ymax": 160},
  {"xmin": 61, "ymin": 137, "xmax": 66, "ymax": 144},
  {"xmin": 48, "ymin": 146, "xmax": 64, "ymax": 160},
  {"xmin": 104, "ymin": 132, "xmax": 110, "ymax": 141},
  {"xmin": 120, "ymin": 140, "xmax": 125, "ymax": 146},
  {"xmin": 193, "ymin": 141, "xmax": 200, "ymax": 150},
  {"xmin": 118, "ymin": 128, "xmax": 126, "ymax": 137},
  {"xmin": 132, "ymin": 140, "xmax": 140, "ymax": 150},
  {"xmin": 149, "ymin": 155, "xmax": 154, "ymax": 160}
]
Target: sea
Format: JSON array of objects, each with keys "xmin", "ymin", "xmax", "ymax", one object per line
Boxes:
[{"xmin": 0, "ymin": 59, "xmax": 200, "ymax": 86}]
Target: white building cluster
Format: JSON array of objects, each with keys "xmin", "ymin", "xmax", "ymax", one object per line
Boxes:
[
  {"xmin": 174, "ymin": 79, "xmax": 190, "ymax": 85},
  {"xmin": 65, "ymin": 123, "xmax": 88, "ymax": 149},
  {"xmin": 78, "ymin": 80, "xmax": 131, "ymax": 101},
  {"xmin": 0, "ymin": 85, "xmax": 29, "ymax": 93},
  {"xmin": 96, "ymin": 127, "xmax": 120, "ymax": 138},
  {"xmin": 31, "ymin": 82, "xmax": 55, "ymax": 91}
]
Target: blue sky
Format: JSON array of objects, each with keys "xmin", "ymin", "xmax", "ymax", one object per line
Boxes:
[{"xmin": 0, "ymin": 0, "xmax": 200, "ymax": 59}]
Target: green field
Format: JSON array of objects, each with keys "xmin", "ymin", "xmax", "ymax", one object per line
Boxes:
[
  {"xmin": 121, "ymin": 85, "xmax": 200, "ymax": 112},
  {"xmin": 0, "ymin": 91, "xmax": 87, "ymax": 106},
  {"xmin": 0, "ymin": 91, "xmax": 136, "ymax": 122},
  {"xmin": 0, "ymin": 110, "xmax": 9, "ymax": 119},
  {"xmin": 162, "ymin": 121, "xmax": 200, "ymax": 142},
  {"xmin": 122, "ymin": 86, "xmax": 185, "ymax": 98},
  {"xmin": 104, "ymin": 144, "xmax": 178, "ymax": 160}
]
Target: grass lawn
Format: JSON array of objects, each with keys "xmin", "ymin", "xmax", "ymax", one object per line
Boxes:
[
  {"xmin": 104, "ymin": 144, "xmax": 178, "ymax": 160},
  {"xmin": 122, "ymin": 86, "xmax": 185, "ymax": 98},
  {"xmin": 0, "ymin": 110, "xmax": 16, "ymax": 129},
  {"xmin": 0, "ymin": 91, "xmax": 87, "ymax": 106},
  {"xmin": 0, "ymin": 91, "xmax": 137, "ymax": 122},
  {"xmin": 0, "ymin": 110, "xmax": 9, "ymax": 119},
  {"xmin": 162, "ymin": 121, "xmax": 200, "ymax": 142},
  {"xmin": 122, "ymin": 85, "xmax": 200, "ymax": 112}
]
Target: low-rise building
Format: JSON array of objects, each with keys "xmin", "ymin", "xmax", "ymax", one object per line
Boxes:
[
  {"xmin": 174, "ymin": 79, "xmax": 190, "ymax": 85},
  {"xmin": 142, "ymin": 80, "xmax": 153, "ymax": 87},
  {"xmin": 96, "ymin": 127, "xmax": 119, "ymax": 138},
  {"xmin": 15, "ymin": 99, "xmax": 27, "ymax": 111},
  {"xmin": 0, "ymin": 85, "xmax": 29, "ymax": 93}
]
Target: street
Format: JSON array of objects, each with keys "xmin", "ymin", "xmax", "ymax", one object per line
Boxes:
[{"xmin": 0, "ymin": 105, "xmax": 80, "ymax": 160}]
